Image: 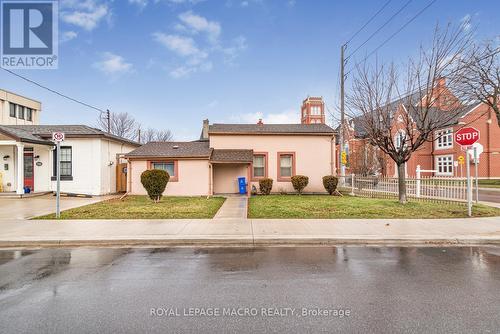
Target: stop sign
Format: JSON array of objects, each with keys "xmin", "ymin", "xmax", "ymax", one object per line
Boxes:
[{"xmin": 455, "ymin": 127, "xmax": 480, "ymax": 146}]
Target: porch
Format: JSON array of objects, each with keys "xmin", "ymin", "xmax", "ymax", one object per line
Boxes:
[
  {"xmin": 209, "ymin": 149, "xmax": 253, "ymax": 196},
  {"xmin": 0, "ymin": 140, "xmax": 53, "ymax": 195}
]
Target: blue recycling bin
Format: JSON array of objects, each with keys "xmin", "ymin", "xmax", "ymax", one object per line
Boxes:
[{"xmin": 238, "ymin": 177, "xmax": 246, "ymax": 194}]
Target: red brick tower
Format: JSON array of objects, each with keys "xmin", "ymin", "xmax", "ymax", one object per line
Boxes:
[{"xmin": 301, "ymin": 96, "xmax": 325, "ymax": 124}]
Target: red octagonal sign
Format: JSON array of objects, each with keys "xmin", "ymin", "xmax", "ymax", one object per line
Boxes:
[{"xmin": 455, "ymin": 127, "xmax": 480, "ymax": 146}]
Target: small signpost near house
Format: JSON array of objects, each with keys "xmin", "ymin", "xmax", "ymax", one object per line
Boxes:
[
  {"xmin": 52, "ymin": 132, "xmax": 65, "ymax": 219},
  {"xmin": 455, "ymin": 127, "xmax": 480, "ymax": 217}
]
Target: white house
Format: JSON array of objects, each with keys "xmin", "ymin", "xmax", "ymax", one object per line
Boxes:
[{"xmin": 0, "ymin": 89, "xmax": 140, "ymax": 196}]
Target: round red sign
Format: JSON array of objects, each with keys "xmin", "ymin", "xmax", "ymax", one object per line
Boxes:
[{"xmin": 455, "ymin": 127, "xmax": 480, "ymax": 146}]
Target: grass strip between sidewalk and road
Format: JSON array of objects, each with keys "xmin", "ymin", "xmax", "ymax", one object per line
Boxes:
[
  {"xmin": 478, "ymin": 179, "xmax": 500, "ymax": 189},
  {"xmin": 35, "ymin": 196, "xmax": 226, "ymax": 220},
  {"xmin": 248, "ymin": 195, "xmax": 500, "ymax": 219}
]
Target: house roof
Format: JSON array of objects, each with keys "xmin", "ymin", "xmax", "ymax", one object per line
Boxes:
[
  {"xmin": 125, "ymin": 141, "xmax": 212, "ymax": 159},
  {"xmin": 0, "ymin": 125, "xmax": 53, "ymax": 145},
  {"xmin": 345, "ymin": 96, "xmax": 482, "ymax": 139},
  {"xmin": 209, "ymin": 123, "xmax": 335, "ymax": 135},
  {"xmin": 1, "ymin": 125, "xmax": 140, "ymax": 146},
  {"xmin": 210, "ymin": 149, "xmax": 253, "ymax": 163}
]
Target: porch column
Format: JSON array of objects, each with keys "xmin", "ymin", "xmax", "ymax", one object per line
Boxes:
[{"xmin": 16, "ymin": 143, "xmax": 24, "ymax": 195}]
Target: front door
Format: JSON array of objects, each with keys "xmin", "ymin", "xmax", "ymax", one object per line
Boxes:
[{"xmin": 23, "ymin": 152, "xmax": 34, "ymax": 192}]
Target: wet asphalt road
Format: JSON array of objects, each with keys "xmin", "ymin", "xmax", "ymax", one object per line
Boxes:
[
  {"xmin": 478, "ymin": 189, "xmax": 500, "ymax": 203},
  {"xmin": 1, "ymin": 247, "xmax": 500, "ymax": 334}
]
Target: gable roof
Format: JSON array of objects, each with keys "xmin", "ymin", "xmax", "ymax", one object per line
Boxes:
[
  {"xmin": 0, "ymin": 125, "xmax": 53, "ymax": 145},
  {"xmin": 210, "ymin": 149, "xmax": 253, "ymax": 163},
  {"xmin": 125, "ymin": 141, "xmax": 212, "ymax": 159},
  {"xmin": 0, "ymin": 125, "xmax": 140, "ymax": 146},
  {"xmin": 209, "ymin": 123, "xmax": 335, "ymax": 135}
]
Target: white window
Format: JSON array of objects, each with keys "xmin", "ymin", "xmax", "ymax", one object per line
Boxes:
[
  {"xmin": 435, "ymin": 128, "xmax": 453, "ymax": 149},
  {"xmin": 311, "ymin": 106, "xmax": 321, "ymax": 115},
  {"xmin": 252, "ymin": 155, "xmax": 266, "ymax": 178},
  {"xmin": 394, "ymin": 131, "xmax": 407, "ymax": 150},
  {"xmin": 435, "ymin": 155, "xmax": 453, "ymax": 176}
]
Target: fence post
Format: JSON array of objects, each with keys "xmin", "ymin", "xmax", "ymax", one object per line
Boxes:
[
  {"xmin": 350, "ymin": 174, "xmax": 355, "ymax": 196},
  {"xmin": 416, "ymin": 165, "xmax": 421, "ymax": 198}
]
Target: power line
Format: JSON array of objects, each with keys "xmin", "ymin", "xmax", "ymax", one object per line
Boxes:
[
  {"xmin": 1, "ymin": 67, "xmax": 106, "ymax": 113},
  {"xmin": 346, "ymin": 0, "xmax": 413, "ymax": 60},
  {"xmin": 346, "ymin": 0, "xmax": 437, "ymax": 75},
  {"xmin": 345, "ymin": 0, "xmax": 393, "ymax": 45}
]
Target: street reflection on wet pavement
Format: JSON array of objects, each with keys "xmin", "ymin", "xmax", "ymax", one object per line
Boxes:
[{"xmin": 1, "ymin": 247, "xmax": 500, "ymax": 333}]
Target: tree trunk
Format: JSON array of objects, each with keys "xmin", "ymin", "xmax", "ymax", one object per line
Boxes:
[{"xmin": 397, "ymin": 163, "xmax": 407, "ymax": 204}]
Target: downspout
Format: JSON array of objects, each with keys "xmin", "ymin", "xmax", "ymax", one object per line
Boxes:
[
  {"xmin": 208, "ymin": 163, "xmax": 213, "ymax": 198},
  {"xmin": 330, "ymin": 135, "xmax": 336, "ymax": 175}
]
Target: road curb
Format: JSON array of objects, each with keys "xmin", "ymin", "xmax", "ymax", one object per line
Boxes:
[{"xmin": 1, "ymin": 237, "xmax": 500, "ymax": 248}]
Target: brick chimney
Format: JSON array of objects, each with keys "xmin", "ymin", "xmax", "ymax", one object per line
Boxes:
[{"xmin": 202, "ymin": 119, "xmax": 209, "ymax": 140}]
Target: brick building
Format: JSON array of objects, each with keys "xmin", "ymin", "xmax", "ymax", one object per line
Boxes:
[{"xmin": 338, "ymin": 79, "xmax": 500, "ymax": 179}]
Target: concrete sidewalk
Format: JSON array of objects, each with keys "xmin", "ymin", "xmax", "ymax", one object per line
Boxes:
[
  {"xmin": 214, "ymin": 196, "xmax": 248, "ymax": 219},
  {"xmin": 1, "ymin": 217, "xmax": 500, "ymax": 248}
]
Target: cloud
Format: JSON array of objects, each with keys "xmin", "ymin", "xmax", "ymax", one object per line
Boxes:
[
  {"xmin": 153, "ymin": 33, "xmax": 203, "ymax": 57},
  {"xmin": 221, "ymin": 35, "xmax": 247, "ymax": 64},
  {"xmin": 60, "ymin": 31, "xmax": 78, "ymax": 43},
  {"xmin": 61, "ymin": 0, "xmax": 110, "ymax": 31},
  {"xmin": 178, "ymin": 11, "xmax": 221, "ymax": 43},
  {"xmin": 153, "ymin": 11, "xmax": 246, "ymax": 78},
  {"xmin": 93, "ymin": 52, "xmax": 133, "ymax": 76},
  {"xmin": 128, "ymin": 0, "xmax": 148, "ymax": 8},
  {"xmin": 231, "ymin": 109, "xmax": 298, "ymax": 124}
]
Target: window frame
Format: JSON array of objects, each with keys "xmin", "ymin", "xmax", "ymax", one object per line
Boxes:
[
  {"xmin": 26, "ymin": 108, "xmax": 33, "ymax": 121},
  {"xmin": 18, "ymin": 105, "xmax": 24, "ymax": 119},
  {"xmin": 434, "ymin": 127, "xmax": 453, "ymax": 150},
  {"xmin": 52, "ymin": 146, "xmax": 73, "ymax": 181},
  {"xmin": 9, "ymin": 103, "xmax": 16, "ymax": 117},
  {"xmin": 251, "ymin": 152, "xmax": 268, "ymax": 181},
  {"xmin": 435, "ymin": 155, "xmax": 454, "ymax": 176},
  {"xmin": 148, "ymin": 160, "xmax": 179, "ymax": 182},
  {"xmin": 277, "ymin": 152, "xmax": 296, "ymax": 182}
]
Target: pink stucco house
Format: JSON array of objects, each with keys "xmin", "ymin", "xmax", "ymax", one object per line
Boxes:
[{"xmin": 125, "ymin": 98, "xmax": 337, "ymax": 196}]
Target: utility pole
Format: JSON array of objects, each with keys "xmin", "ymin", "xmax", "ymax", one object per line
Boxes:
[
  {"xmin": 106, "ymin": 109, "xmax": 111, "ymax": 133},
  {"xmin": 339, "ymin": 44, "xmax": 346, "ymax": 178}
]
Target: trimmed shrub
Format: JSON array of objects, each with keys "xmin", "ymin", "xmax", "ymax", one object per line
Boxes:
[
  {"xmin": 322, "ymin": 175, "xmax": 339, "ymax": 195},
  {"xmin": 259, "ymin": 178, "xmax": 273, "ymax": 195},
  {"xmin": 141, "ymin": 169, "xmax": 169, "ymax": 203},
  {"xmin": 291, "ymin": 175, "xmax": 309, "ymax": 194}
]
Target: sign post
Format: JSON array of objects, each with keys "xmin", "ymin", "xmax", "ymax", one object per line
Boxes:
[
  {"xmin": 474, "ymin": 147, "xmax": 478, "ymax": 203},
  {"xmin": 52, "ymin": 132, "xmax": 65, "ymax": 219},
  {"xmin": 455, "ymin": 127, "xmax": 480, "ymax": 217}
]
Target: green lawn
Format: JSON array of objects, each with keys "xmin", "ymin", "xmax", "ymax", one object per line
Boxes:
[
  {"xmin": 36, "ymin": 196, "xmax": 226, "ymax": 219},
  {"xmin": 478, "ymin": 179, "xmax": 500, "ymax": 188},
  {"xmin": 248, "ymin": 195, "xmax": 500, "ymax": 219}
]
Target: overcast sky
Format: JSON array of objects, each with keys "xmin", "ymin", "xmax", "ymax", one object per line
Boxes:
[{"xmin": 1, "ymin": 0, "xmax": 499, "ymax": 140}]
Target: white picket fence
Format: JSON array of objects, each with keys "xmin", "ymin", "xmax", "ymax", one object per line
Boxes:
[{"xmin": 338, "ymin": 175, "xmax": 468, "ymax": 203}]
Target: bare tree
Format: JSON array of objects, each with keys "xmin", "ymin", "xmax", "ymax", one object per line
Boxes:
[
  {"xmin": 349, "ymin": 143, "xmax": 384, "ymax": 176},
  {"xmin": 139, "ymin": 127, "xmax": 174, "ymax": 143},
  {"xmin": 457, "ymin": 41, "xmax": 500, "ymax": 126},
  {"xmin": 154, "ymin": 129, "xmax": 174, "ymax": 142},
  {"xmin": 347, "ymin": 23, "xmax": 472, "ymax": 203},
  {"xmin": 98, "ymin": 111, "xmax": 138, "ymax": 139}
]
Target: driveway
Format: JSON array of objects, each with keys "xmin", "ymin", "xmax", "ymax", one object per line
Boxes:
[{"xmin": 0, "ymin": 194, "xmax": 115, "ymax": 220}]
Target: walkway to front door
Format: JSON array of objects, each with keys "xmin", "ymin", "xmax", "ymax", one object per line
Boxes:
[{"xmin": 214, "ymin": 196, "xmax": 248, "ymax": 219}]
